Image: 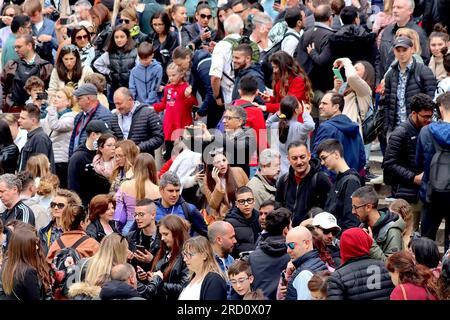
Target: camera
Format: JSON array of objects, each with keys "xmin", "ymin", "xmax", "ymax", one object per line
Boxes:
[
  {"xmin": 60, "ymin": 17, "xmax": 70, "ymax": 25},
  {"xmin": 37, "ymin": 92, "xmax": 48, "ymax": 100}
]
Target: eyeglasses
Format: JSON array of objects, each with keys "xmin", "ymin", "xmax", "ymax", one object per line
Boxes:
[
  {"xmin": 236, "ymin": 198, "xmax": 255, "ymax": 205},
  {"xmin": 199, "ymin": 13, "xmax": 212, "ymax": 19},
  {"xmin": 5, "ymin": 13, "xmax": 15, "ymax": 17},
  {"xmin": 75, "ymin": 34, "xmax": 89, "ymax": 40},
  {"xmin": 222, "ymin": 115, "xmax": 240, "ymax": 121},
  {"xmin": 230, "ymin": 277, "xmax": 249, "ymax": 285},
  {"xmin": 319, "ymin": 153, "xmax": 333, "ymax": 163},
  {"xmin": 317, "ymin": 227, "xmax": 339, "ymax": 236},
  {"xmin": 182, "ymin": 251, "xmax": 198, "ymax": 259},
  {"xmin": 119, "ymin": 18, "xmax": 131, "ymax": 24},
  {"xmin": 352, "ymin": 203, "xmax": 369, "ymax": 210},
  {"xmin": 50, "ymin": 202, "xmax": 66, "ymax": 209},
  {"xmin": 134, "ymin": 211, "xmax": 147, "ymax": 218},
  {"xmin": 417, "ymin": 113, "xmax": 433, "ymax": 120}
]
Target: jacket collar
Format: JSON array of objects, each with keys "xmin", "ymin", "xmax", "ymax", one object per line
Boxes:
[
  {"xmin": 292, "ymin": 249, "xmax": 319, "ymax": 268},
  {"xmin": 27, "ymin": 126, "xmax": 44, "ymax": 139}
]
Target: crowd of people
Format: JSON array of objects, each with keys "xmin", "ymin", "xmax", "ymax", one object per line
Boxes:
[{"xmin": 0, "ymin": 0, "xmax": 450, "ymax": 301}]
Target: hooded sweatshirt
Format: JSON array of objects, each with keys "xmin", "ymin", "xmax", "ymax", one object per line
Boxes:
[
  {"xmin": 231, "ymin": 63, "xmax": 266, "ymax": 103},
  {"xmin": 340, "ymin": 228, "xmax": 373, "ymax": 264},
  {"xmin": 129, "ymin": 59, "xmax": 163, "ymax": 105},
  {"xmin": 313, "ymin": 114, "xmax": 366, "ymax": 172}
]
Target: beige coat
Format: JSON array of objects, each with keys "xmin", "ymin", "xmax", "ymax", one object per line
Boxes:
[
  {"xmin": 48, "ymin": 66, "xmax": 94, "ymax": 94},
  {"xmin": 246, "ymin": 171, "xmax": 276, "ymax": 210}
]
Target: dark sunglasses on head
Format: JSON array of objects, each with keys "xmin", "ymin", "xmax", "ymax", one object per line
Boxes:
[
  {"xmin": 50, "ymin": 201, "xmax": 66, "ymax": 209},
  {"xmin": 75, "ymin": 34, "xmax": 89, "ymax": 40},
  {"xmin": 119, "ymin": 18, "xmax": 131, "ymax": 24},
  {"xmin": 200, "ymin": 14, "xmax": 212, "ymax": 19}
]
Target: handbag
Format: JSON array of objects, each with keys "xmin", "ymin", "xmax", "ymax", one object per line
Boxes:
[{"xmin": 355, "ymin": 95, "xmax": 384, "ymax": 144}]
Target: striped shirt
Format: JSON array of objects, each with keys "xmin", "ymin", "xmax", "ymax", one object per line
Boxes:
[{"xmin": 0, "ymin": 200, "xmax": 35, "ymax": 227}]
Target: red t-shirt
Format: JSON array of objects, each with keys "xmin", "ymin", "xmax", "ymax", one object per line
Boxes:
[{"xmin": 390, "ymin": 283, "xmax": 438, "ymax": 300}]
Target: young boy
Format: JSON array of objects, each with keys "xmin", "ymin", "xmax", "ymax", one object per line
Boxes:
[
  {"xmin": 317, "ymin": 138, "xmax": 362, "ymax": 231},
  {"xmin": 228, "ymin": 260, "xmax": 255, "ymax": 300},
  {"xmin": 129, "ymin": 41, "xmax": 163, "ymax": 105},
  {"xmin": 24, "ymin": 76, "xmax": 48, "ymax": 119}
]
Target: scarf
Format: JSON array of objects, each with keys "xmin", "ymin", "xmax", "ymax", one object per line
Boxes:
[
  {"xmin": 57, "ymin": 108, "xmax": 72, "ymax": 118},
  {"xmin": 130, "ymin": 25, "xmax": 141, "ymax": 38},
  {"xmin": 78, "ymin": 44, "xmax": 92, "ymax": 65}
]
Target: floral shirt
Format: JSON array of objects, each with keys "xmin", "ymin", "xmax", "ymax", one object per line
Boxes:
[{"xmin": 396, "ymin": 60, "xmax": 413, "ymax": 126}]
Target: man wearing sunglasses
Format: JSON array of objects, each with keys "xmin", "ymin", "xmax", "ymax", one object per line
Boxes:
[
  {"xmin": 351, "ymin": 186, "xmax": 405, "ymax": 262},
  {"xmin": 311, "ymin": 211, "xmax": 342, "ymax": 266},
  {"xmin": 224, "ymin": 186, "xmax": 261, "ymax": 258}
]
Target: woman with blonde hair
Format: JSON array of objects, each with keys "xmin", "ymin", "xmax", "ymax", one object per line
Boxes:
[
  {"xmin": 34, "ymin": 174, "xmax": 60, "ymax": 229},
  {"xmin": 114, "ymin": 153, "xmax": 160, "ymax": 235},
  {"xmin": 372, "ymin": 0, "xmax": 395, "ymax": 48},
  {"xmin": 178, "ymin": 236, "xmax": 227, "ymax": 300},
  {"xmin": 110, "ymin": 140, "xmax": 139, "ymax": 193}
]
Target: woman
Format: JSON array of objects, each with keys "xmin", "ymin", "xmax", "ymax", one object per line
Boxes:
[
  {"xmin": 90, "ymin": 3, "xmax": 112, "ymax": 53},
  {"xmin": 437, "ymin": 256, "xmax": 450, "ymax": 300},
  {"xmin": 86, "ymin": 194, "xmax": 118, "ymax": 243},
  {"xmin": 110, "ymin": 140, "xmax": 139, "ymax": 193},
  {"xmin": 389, "ymin": 199, "xmax": 414, "ymax": 249},
  {"xmin": 34, "ymin": 174, "xmax": 60, "ymax": 230},
  {"xmin": 178, "ymin": 236, "xmax": 227, "ymax": 300},
  {"xmin": 410, "ymin": 238, "xmax": 442, "ymax": 280},
  {"xmin": 267, "ymin": 95, "xmax": 314, "ymax": 175},
  {"xmin": 114, "ymin": 153, "xmax": 160, "ymax": 235},
  {"xmin": 386, "ymin": 251, "xmax": 439, "ymax": 300},
  {"xmin": 71, "ymin": 25, "xmax": 96, "ymax": 68},
  {"xmin": 150, "ymin": 11, "xmax": 179, "ymax": 85},
  {"xmin": 138, "ymin": 215, "xmax": 190, "ymax": 300},
  {"xmin": 0, "ymin": 223, "xmax": 52, "ymax": 300},
  {"xmin": 92, "ymin": 133, "xmax": 116, "ymax": 180},
  {"xmin": 0, "ymin": 119, "xmax": 19, "ymax": 174},
  {"xmin": 25, "ymin": 154, "xmax": 51, "ymax": 187},
  {"xmin": 39, "ymin": 188, "xmax": 82, "ymax": 255},
  {"xmin": 0, "ymin": 4, "xmax": 21, "ymax": 50},
  {"xmin": 48, "ymin": 44, "xmax": 94, "ymax": 94},
  {"xmin": 371, "ymin": 0, "xmax": 395, "ymax": 48},
  {"xmin": 0, "ymin": 113, "xmax": 27, "ymax": 151},
  {"xmin": 215, "ymin": 6, "xmax": 228, "ymax": 41},
  {"xmin": 428, "ymin": 24, "xmax": 450, "ymax": 81},
  {"xmin": 119, "ymin": 6, "xmax": 149, "ymax": 45},
  {"xmin": 41, "ymin": 87, "xmax": 77, "ymax": 188},
  {"xmin": 169, "ymin": 4, "xmax": 192, "ymax": 47},
  {"xmin": 200, "ymin": 149, "xmax": 248, "ymax": 220}
]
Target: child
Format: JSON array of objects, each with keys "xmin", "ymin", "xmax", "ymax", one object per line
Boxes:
[
  {"xmin": 129, "ymin": 41, "xmax": 163, "ymax": 106},
  {"xmin": 307, "ymin": 270, "xmax": 331, "ymax": 300},
  {"xmin": 227, "ymin": 260, "xmax": 255, "ymax": 300},
  {"xmin": 153, "ymin": 62, "xmax": 197, "ymax": 160},
  {"xmin": 24, "ymin": 76, "xmax": 48, "ymax": 119}
]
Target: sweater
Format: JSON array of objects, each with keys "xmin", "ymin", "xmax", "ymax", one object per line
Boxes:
[
  {"xmin": 129, "ymin": 60, "xmax": 163, "ymax": 105},
  {"xmin": 390, "ymin": 283, "xmax": 438, "ymax": 300}
]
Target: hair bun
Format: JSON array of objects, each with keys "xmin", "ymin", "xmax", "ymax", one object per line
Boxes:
[{"xmin": 433, "ymin": 23, "xmax": 448, "ymax": 34}]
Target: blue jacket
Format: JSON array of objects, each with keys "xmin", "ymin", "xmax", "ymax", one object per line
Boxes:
[
  {"xmin": 313, "ymin": 114, "xmax": 366, "ymax": 172},
  {"xmin": 32, "ymin": 18, "xmax": 58, "ymax": 64},
  {"xmin": 68, "ymin": 103, "xmax": 112, "ymax": 156},
  {"xmin": 191, "ymin": 49, "xmax": 215, "ymax": 117},
  {"xmin": 231, "ymin": 63, "xmax": 266, "ymax": 104},
  {"xmin": 154, "ymin": 197, "xmax": 208, "ymax": 237},
  {"xmin": 129, "ymin": 60, "xmax": 163, "ymax": 105},
  {"xmin": 416, "ymin": 121, "xmax": 450, "ymax": 203}
]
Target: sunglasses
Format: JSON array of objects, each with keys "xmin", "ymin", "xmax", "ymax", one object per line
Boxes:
[
  {"xmin": 199, "ymin": 14, "xmax": 212, "ymax": 19},
  {"xmin": 236, "ymin": 198, "xmax": 255, "ymax": 205},
  {"xmin": 119, "ymin": 18, "xmax": 131, "ymax": 24},
  {"xmin": 75, "ymin": 34, "xmax": 89, "ymax": 40},
  {"xmin": 317, "ymin": 227, "xmax": 339, "ymax": 236},
  {"xmin": 50, "ymin": 202, "xmax": 66, "ymax": 209},
  {"xmin": 286, "ymin": 242, "xmax": 296, "ymax": 250}
]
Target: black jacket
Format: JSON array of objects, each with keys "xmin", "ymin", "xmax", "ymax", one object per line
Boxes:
[
  {"xmin": 0, "ymin": 200, "xmax": 35, "ymax": 227},
  {"xmin": 231, "ymin": 64, "xmax": 266, "ymax": 103},
  {"xmin": 383, "ymin": 116, "xmax": 421, "ymax": 202},
  {"xmin": 324, "ymin": 169, "xmax": 361, "ymax": 231},
  {"xmin": 18, "ymin": 127, "xmax": 55, "ymax": 173},
  {"xmin": 383, "ymin": 57, "xmax": 436, "ymax": 133},
  {"xmin": 85, "ymin": 219, "xmax": 117, "ymax": 243},
  {"xmin": 199, "ymin": 272, "xmax": 227, "ymax": 300},
  {"xmin": 0, "ymin": 267, "xmax": 46, "ymax": 300},
  {"xmin": 110, "ymin": 103, "xmax": 164, "ymax": 155},
  {"xmin": 151, "ymin": 31, "xmax": 179, "ymax": 85},
  {"xmin": 100, "ymin": 280, "xmax": 144, "ymax": 300},
  {"xmin": 224, "ymin": 206, "xmax": 262, "ymax": 258},
  {"xmin": 0, "ymin": 144, "xmax": 19, "ymax": 174},
  {"xmin": 275, "ymin": 159, "xmax": 332, "ymax": 227},
  {"xmin": 126, "ymin": 228, "xmax": 161, "ymax": 271},
  {"xmin": 185, "ymin": 23, "xmax": 217, "ymax": 50},
  {"xmin": 109, "ymin": 48, "xmax": 138, "ymax": 87},
  {"xmin": 248, "ymin": 235, "xmax": 290, "ymax": 300},
  {"xmin": 327, "ymin": 255, "xmax": 394, "ymax": 300},
  {"xmin": 137, "ymin": 252, "xmax": 189, "ymax": 300},
  {"xmin": 285, "ymin": 249, "xmax": 327, "ymax": 300}
]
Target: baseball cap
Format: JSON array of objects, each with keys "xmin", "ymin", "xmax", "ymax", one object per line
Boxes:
[
  {"xmin": 393, "ymin": 36, "xmax": 413, "ymax": 49},
  {"xmin": 73, "ymin": 83, "xmax": 98, "ymax": 97},
  {"xmin": 86, "ymin": 120, "xmax": 113, "ymax": 134},
  {"xmin": 312, "ymin": 212, "xmax": 341, "ymax": 231}
]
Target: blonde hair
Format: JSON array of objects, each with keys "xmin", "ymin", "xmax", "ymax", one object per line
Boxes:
[
  {"xmin": 25, "ymin": 154, "xmax": 51, "ymax": 179},
  {"xmin": 120, "ymin": 6, "xmax": 137, "ymax": 21},
  {"xmin": 383, "ymin": 0, "xmax": 394, "ymax": 15},
  {"xmin": 396, "ymin": 27, "xmax": 422, "ymax": 55},
  {"xmin": 166, "ymin": 62, "xmax": 186, "ymax": 82},
  {"xmin": 133, "ymin": 153, "xmax": 158, "ymax": 201},
  {"xmin": 57, "ymin": 87, "xmax": 76, "ymax": 109},
  {"xmin": 84, "ymin": 233, "xmax": 129, "ymax": 285},
  {"xmin": 36, "ymin": 174, "xmax": 60, "ymax": 196}
]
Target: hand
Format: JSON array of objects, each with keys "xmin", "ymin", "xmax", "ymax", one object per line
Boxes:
[
  {"xmin": 134, "ymin": 249, "xmax": 153, "ymax": 263},
  {"xmin": 158, "ymin": 85, "xmax": 164, "ymax": 92},
  {"xmin": 215, "ymin": 97, "xmax": 224, "ymax": 106},
  {"xmin": 200, "ymin": 30, "xmax": 211, "ymax": 41},
  {"xmin": 334, "ymin": 76, "xmax": 343, "ymax": 92},
  {"xmin": 208, "ymin": 41, "xmax": 217, "ymax": 52},
  {"xmin": 43, "ymin": 6, "xmax": 55, "ymax": 14},
  {"xmin": 302, "ymin": 101, "xmax": 312, "ymax": 113},
  {"xmin": 126, "ymin": 249, "xmax": 134, "ymax": 260},
  {"xmin": 136, "ymin": 266, "xmax": 148, "ymax": 281},
  {"xmin": 194, "ymin": 112, "xmax": 201, "ymax": 121},
  {"xmin": 272, "ymin": 2, "xmax": 283, "ymax": 12},
  {"xmin": 38, "ymin": 34, "xmax": 53, "ymax": 42},
  {"xmin": 279, "ymin": 284, "xmax": 287, "ymax": 296},
  {"xmin": 286, "ymin": 261, "xmax": 295, "ymax": 275},
  {"xmin": 184, "ymin": 85, "xmax": 192, "ymax": 97},
  {"xmin": 153, "ymin": 270, "xmax": 164, "ymax": 280},
  {"xmin": 195, "ymin": 171, "xmax": 205, "ymax": 182},
  {"xmin": 307, "ymin": 43, "xmax": 315, "ymax": 55},
  {"xmin": 257, "ymin": 90, "xmax": 271, "ymax": 102},
  {"xmin": 1, "ymin": 16, "xmax": 13, "ymax": 25},
  {"xmin": 413, "ymin": 172, "xmax": 423, "ymax": 185},
  {"xmin": 211, "ymin": 166, "xmax": 220, "ymax": 183},
  {"xmin": 255, "ymin": 103, "xmax": 267, "ymax": 112},
  {"xmin": 364, "ymin": 226, "xmax": 373, "ymax": 239}
]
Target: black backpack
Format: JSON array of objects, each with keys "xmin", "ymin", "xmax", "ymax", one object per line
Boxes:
[{"xmin": 426, "ymin": 133, "xmax": 450, "ymax": 201}]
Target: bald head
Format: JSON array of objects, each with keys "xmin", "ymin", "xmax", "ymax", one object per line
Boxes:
[
  {"xmin": 314, "ymin": 4, "xmax": 332, "ymax": 23},
  {"xmin": 208, "ymin": 221, "xmax": 233, "ymax": 242},
  {"xmin": 286, "ymin": 226, "xmax": 313, "ymax": 260},
  {"xmin": 208, "ymin": 221, "xmax": 236, "ymax": 257},
  {"xmin": 113, "ymin": 87, "xmax": 134, "ymax": 115}
]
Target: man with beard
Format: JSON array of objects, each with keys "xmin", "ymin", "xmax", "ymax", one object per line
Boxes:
[{"xmin": 311, "ymin": 211, "xmax": 342, "ymax": 267}]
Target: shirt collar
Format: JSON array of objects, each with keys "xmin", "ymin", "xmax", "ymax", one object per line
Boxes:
[
  {"xmin": 123, "ymin": 102, "xmax": 139, "ymax": 117},
  {"xmin": 398, "ymin": 59, "xmax": 414, "ymax": 72}
]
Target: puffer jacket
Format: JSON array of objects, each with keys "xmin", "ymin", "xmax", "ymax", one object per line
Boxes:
[
  {"xmin": 327, "ymin": 255, "xmax": 394, "ymax": 300},
  {"xmin": 248, "ymin": 235, "xmax": 291, "ymax": 300},
  {"xmin": 109, "ymin": 49, "xmax": 138, "ymax": 87},
  {"xmin": 383, "ymin": 116, "xmax": 421, "ymax": 203},
  {"xmin": 383, "ymin": 57, "xmax": 437, "ymax": 133},
  {"xmin": 285, "ymin": 249, "xmax": 327, "ymax": 300},
  {"xmin": 100, "ymin": 280, "xmax": 144, "ymax": 300},
  {"xmin": 224, "ymin": 206, "xmax": 261, "ymax": 258},
  {"xmin": 110, "ymin": 103, "xmax": 164, "ymax": 155}
]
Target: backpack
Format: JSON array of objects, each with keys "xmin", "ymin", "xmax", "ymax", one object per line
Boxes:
[
  {"xmin": 51, "ymin": 236, "xmax": 90, "ymax": 297},
  {"xmin": 224, "ymin": 36, "xmax": 260, "ymax": 64},
  {"xmin": 427, "ymin": 133, "xmax": 450, "ymax": 201}
]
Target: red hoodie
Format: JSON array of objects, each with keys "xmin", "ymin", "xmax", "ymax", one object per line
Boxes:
[{"xmin": 340, "ymin": 228, "xmax": 373, "ymax": 264}]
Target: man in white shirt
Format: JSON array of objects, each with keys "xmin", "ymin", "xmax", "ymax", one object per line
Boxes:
[{"xmin": 281, "ymin": 5, "xmax": 306, "ymax": 57}]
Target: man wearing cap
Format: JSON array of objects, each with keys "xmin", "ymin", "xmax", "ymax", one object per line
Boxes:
[
  {"xmin": 311, "ymin": 211, "xmax": 341, "ymax": 267},
  {"xmin": 383, "ymin": 36, "xmax": 436, "ymax": 136},
  {"xmin": 68, "ymin": 120, "xmax": 112, "ymax": 206},
  {"xmin": 68, "ymin": 83, "xmax": 112, "ymax": 157}
]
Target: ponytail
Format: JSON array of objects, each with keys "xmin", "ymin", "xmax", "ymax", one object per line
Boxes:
[{"xmin": 278, "ymin": 96, "xmax": 299, "ymax": 144}]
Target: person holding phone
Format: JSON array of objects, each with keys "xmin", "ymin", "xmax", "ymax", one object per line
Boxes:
[{"xmin": 185, "ymin": 4, "xmax": 217, "ymax": 50}]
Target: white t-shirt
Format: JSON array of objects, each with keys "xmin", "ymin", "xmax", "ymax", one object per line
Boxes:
[{"xmin": 178, "ymin": 279, "xmax": 204, "ymax": 300}]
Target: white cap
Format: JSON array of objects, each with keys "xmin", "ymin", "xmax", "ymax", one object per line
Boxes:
[{"xmin": 312, "ymin": 212, "xmax": 341, "ymax": 231}]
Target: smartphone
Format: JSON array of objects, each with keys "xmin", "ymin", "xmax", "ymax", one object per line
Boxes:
[
  {"xmin": 197, "ymin": 163, "xmax": 205, "ymax": 173},
  {"xmin": 281, "ymin": 271, "xmax": 287, "ymax": 286},
  {"xmin": 37, "ymin": 92, "xmax": 48, "ymax": 100},
  {"xmin": 332, "ymin": 68, "xmax": 344, "ymax": 82},
  {"xmin": 60, "ymin": 17, "xmax": 70, "ymax": 25},
  {"xmin": 135, "ymin": 245, "xmax": 146, "ymax": 253},
  {"xmin": 274, "ymin": 0, "xmax": 281, "ymax": 4}
]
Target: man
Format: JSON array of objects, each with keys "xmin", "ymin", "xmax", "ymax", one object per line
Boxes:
[
  {"xmin": 23, "ymin": 0, "xmax": 58, "ymax": 64},
  {"xmin": 69, "ymin": 84, "xmax": 112, "ymax": 156},
  {"xmin": 351, "ymin": 186, "xmax": 405, "ymax": 262},
  {"xmin": 416, "ymin": 92, "xmax": 450, "ymax": 251},
  {"xmin": 281, "ymin": 6, "xmax": 306, "ymax": 57},
  {"xmin": 383, "ymin": 93, "xmax": 434, "ymax": 231},
  {"xmin": 231, "ymin": 0, "xmax": 252, "ymax": 37},
  {"xmin": 224, "ymin": 186, "xmax": 262, "ymax": 258},
  {"xmin": 317, "ymin": 139, "xmax": 361, "ymax": 231},
  {"xmin": 155, "ymin": 172, "xmax": 208, "ymax": 237},
  {"xmin": 1, "ymin": 35, "xmax": 52, "ymax": 112},
  {"xmin": 313, "ymin": 92, "xmax": 366, "ymax": 173},
  {"xmin": 0, "ymin": 174, "xmax": 35, "ymax": 226},
  {"xmin": 110, "ymin": 87, "xmax": 163, "ymax": 155},
  {"xmin": 311, "ymin": 211, "xmax": 341, "ymax": 266},
  {"xmin": 377, "ymin": 0, "xmax": 430, "ymax": 83},
  {"xmin": 248, "ymin": 207, "xmax": 291, "ymax": 300},
  {"xmin": 17, "ymin": 103, "xmax": 55, "ymax": 172},
  {"xmin": 210, "ymin": 13, "xmax": 244, "ymax": 105},
  {"xmin": 257, "ymin": 200, "xmax": 277, "ymax": 242},
  {"xmin": 284, "ymin": 226, "xmax": 327, "ymax": 300},
  {"xmin": 296, "ymin": 4, "xmax": 336, "ymax": 94},
  {"xmin": 276, "ymin": 141, "xmax": 331, "ymax": 227},
  {"xmin": 1, "ymin": 15, "xmax": 32, "ymax": 68},
  {"xmin": 247, "ymin": 148, "xmax": 280, "ymax": 210},
  {"xmin": 383, "ymin": 36, "xmax": 436, "ymax": 136},
  {"xmin": 127, "ymin": 199, "xmax": 160, "ymax": 272},
  {"xmin": 328, "ymin": 5, "xmax": 377, "ymax": 66},
  {"xmin": 100, "ymin": 263, "xmax": 144, "ymax": 300},
  {"xmin": 68, "ymin": 120, "xmax": 111, "ymax": 206}
]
